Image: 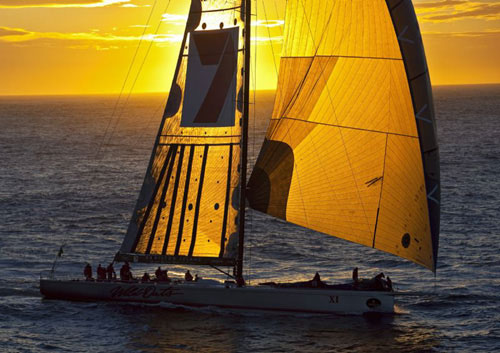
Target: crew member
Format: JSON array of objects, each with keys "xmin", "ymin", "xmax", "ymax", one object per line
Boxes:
[
  {"xmin": 185, "ymin": 270, "xmax": 193, "ymax": 282},
  {"xmin": 311, "ymin": 272, "xmax": 323, "ymax": 288},
  {"xmin": 84, "ymin": 263, "xmax": 92, "ymax": 280},
  {"xmin": 120, "ymin": 261, "xmax": 133, "ymax": 281},
  {"xmin": 386, "ymin": 276, "xmax": 393, "ymax": 291},
  {"xmin": 97, "ymin": 264, "xmax": 106, "ymax": 281},
  {"xmin": 106, "ymin": 263, "xmax": 116, "ymax": 280},
  {"xmin": 155, "ymin": 266, "xmax": 164, "ymax": 281},
  {"xmin": 374, "ymin": 272, "xmax": 385, "ymax": 290}
]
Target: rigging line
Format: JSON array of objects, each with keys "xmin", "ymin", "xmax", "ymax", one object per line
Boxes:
[
  {"xmin": 103, "ymin": 0, "xmax": 172, "ymax": 151},
  {"xmin": 261, "ymin": 0, "xmax": 279, "ymax": 78},
  {"xmin": 93, "ymin": 0, "xmax": 159, "ymax": 161},
  {"xmin": 58, "ymin": 1, "xmax": 160, "ymax": 257},
  {"xmin": 296, "ymin": 0, "xmax": 374, "ymax": 236},
  {"xmin": 132, "ymin": 97, "xmax": 168, "ymax": 149},
  {"xmin": 246, "ymin": 0, "xmax": 259, "ymax": 285}
]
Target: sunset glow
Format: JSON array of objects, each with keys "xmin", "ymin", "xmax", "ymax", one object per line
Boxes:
[{"xmin": 1, "ymin": 0, "xmax": 499, "ymax": 95}]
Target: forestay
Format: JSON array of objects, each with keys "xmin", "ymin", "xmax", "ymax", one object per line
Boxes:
[
  {"xmin": 117, "ymin": 0, "xmax": 247, "ymax": 266},
  {"xmin": 248, "ymin": 0, "xmax": 440, "ymax": 270}
]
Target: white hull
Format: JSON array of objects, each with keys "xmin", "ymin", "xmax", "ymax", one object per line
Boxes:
[{"xmin": 40, "ymin": 279, "xmax": 394, "ymax": 315}]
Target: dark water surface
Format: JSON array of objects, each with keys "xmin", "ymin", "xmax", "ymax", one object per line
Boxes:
[{"xmin": 0, "ymin": 86, "xmax": 499, "ymax": 352}]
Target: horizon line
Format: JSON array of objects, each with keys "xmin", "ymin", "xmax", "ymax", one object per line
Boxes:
[{"xmin": 1, "ymin": 82, "xmax": 499, "ymax": 98}]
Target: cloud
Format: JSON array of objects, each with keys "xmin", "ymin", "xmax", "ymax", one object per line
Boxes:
[
  {"xmin": 160, "ymin": 14, "xmax": 284, "ymax": 29},
  {"xmin": 0, "ymin": 26, "xmax": 30, "ymax": 37},
  {"xmin": 415, "ymin": 0, "xmax": 468, "ymax": 9},
  {"xmin": 0, "ymin": 26, "xmax": 181, "ymax": 44},
  {"xmin": 0, "ymin": 24, "xmax": 282, "ymax": 49},
  {"xmin": 0, "ymin": 0, "xmax": 130, "ymax": 8},
  {"xmin": 415, "ymin": 1, "xmax": 500, "ymax": 22},
  {"xmin": 253, "ymin": 36, "xmax": 283, "ymax": 42},
  {"xmin": 253, "ymin": 20, "xmax": 284, "ymax": 28},
  {"xmin": 422, "ymin": 29, "xmax": 500, "ymax": 38},
  {"xmin": 161, "ymin": 13, "xmax": 187, "ymax": 25}
]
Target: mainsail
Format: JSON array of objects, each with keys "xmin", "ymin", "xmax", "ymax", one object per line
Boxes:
[
  {"xmin": 248, "ymin": 0, "xmax": 440, "ymax": 271},
  {"xmin": 117, "ymin": 0, "xmax": 248, "ymax": 266}
]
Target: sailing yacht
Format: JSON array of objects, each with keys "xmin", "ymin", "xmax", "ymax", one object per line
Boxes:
[{"xmin": 40, "ymin": 0, "xmax": 440, "ymax": 314}]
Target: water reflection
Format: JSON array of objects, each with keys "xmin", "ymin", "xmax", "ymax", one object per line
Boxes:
[{"xmin": 113, "ymin": 304, "xmax": 438, "ymax": 352}]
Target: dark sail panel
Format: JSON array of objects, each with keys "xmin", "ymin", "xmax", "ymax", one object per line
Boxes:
[{"xmin": 385, "ymin": 0, "xmax": 440, "ymax": 270}]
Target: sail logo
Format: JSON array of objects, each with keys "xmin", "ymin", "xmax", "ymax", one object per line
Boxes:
[
  {"xmin": 109, "ymin": 285, "xmax": 183, "ymax": 299},
  {"xmin": 329, "ymin": 295, "xmax": 339, "ymax": 304},
  {"xmin": 181, "ymin": 27, "xmax": 239, "ymax": 127}
]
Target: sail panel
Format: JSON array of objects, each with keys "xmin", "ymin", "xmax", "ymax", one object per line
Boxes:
[
  {"xmin": 282, "ymin": 0, "xmax": 402, "ymax": 59},
  {"xmin": 118, "ymin": 0, "xmax": 246, "ymax": 265},
  {"xmin": 248, "ymin": 0, "xmax": 439, "ymax": 270}
]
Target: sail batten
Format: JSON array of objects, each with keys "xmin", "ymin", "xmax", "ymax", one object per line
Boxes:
[{"xmin": 248, "ymin": 0, "xmax": 439, "ymax": 271}]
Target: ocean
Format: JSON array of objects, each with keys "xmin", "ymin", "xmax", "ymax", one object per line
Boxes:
[{"xmin": 0, "ymin": 85, "xmax": 499, "ymax": 352}]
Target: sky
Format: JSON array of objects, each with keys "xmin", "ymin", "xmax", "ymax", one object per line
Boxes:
[{"xmin": 0, "ymin": 0, "xmax": 499, "ymax": 95}]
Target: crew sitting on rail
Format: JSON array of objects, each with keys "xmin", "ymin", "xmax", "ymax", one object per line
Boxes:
[
  {"xmin": 155, "ymin": 266, "xmax": 170, "ymax": 282},
  {"xmin": 374, "ymin": 272, "xmax": 385, "ymax": 290},
  {"xmin": 386, "ymin": 276, "xmax": 393, "ymax": 291},
  {"xmin": 352, "ymin": 267, "xmax": 359, "ymax": 285},
  {"xmin": 120, "ymin": 261, "xmax": 133, "ymax": 281},
  {"xmin": 185, "ymin": 270, "xmax": 193, "ymax": 282},
  {"xmin": 311, "ymin": 272, "xmax": 325, "ymax": 288},
  {"xmin": 141, "ymin": 272, "xmax": 151, "ymax": 283},
  {"xmin": 84, "ymin": 263, "xmax": 92, "ymax": 281},
  {"xmin": 97, "ymin": 264, "xmax": 107, "ymax": 281},
  {"xmin": 106, "ymin": 262, "xmax": 116, "ymax": 280}
]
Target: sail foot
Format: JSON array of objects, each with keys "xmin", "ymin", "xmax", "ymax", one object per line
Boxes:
[{"xmin": 115, "ymin": 252, "xmax": 236, "ymax": 267}]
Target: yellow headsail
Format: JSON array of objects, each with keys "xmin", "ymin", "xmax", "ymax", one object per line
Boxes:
[{"xmin": 248, "ymin": 0, "xmax": 440, "ymax": 271}]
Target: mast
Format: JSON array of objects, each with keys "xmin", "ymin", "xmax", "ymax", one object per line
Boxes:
[{"xmin": 236, "ymin": 0, "xmax": 251, "ymax": 284}]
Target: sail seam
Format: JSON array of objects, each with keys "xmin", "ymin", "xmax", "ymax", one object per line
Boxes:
[
  {"xmin": 276, "ymin": 116, "xmax": 419, "ymax": 139},
  {"xmin": 280, "ymin": 54, "xmax": 402, "ymax": 61}
]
